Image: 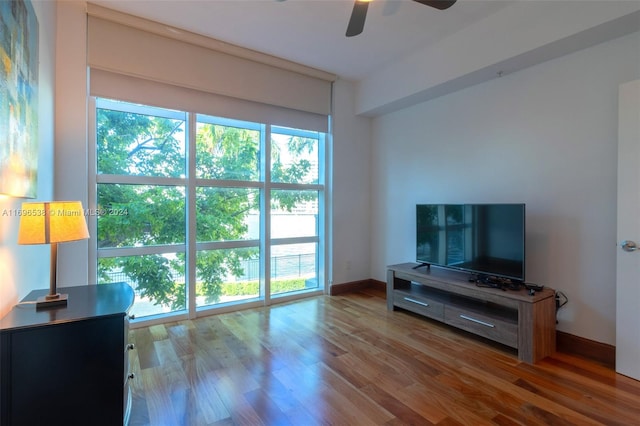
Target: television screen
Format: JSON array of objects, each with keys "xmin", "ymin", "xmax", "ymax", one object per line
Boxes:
[{"xmin": 416, "ymin": 204, "xmax": 525, "ymax": 281}]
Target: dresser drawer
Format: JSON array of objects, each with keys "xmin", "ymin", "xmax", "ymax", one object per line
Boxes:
[
  {"xmin": 444, "ymin": 304, "xmax": 518, "ymax": 348},
  {"xmin": 394, "ymin": 291, "xmax": 445, "ymax": 321}
]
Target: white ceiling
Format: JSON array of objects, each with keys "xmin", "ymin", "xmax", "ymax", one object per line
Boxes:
[
  {"xmin": 89, "ymin": 0, "xmax": 640, "ymax": 115},
  {"xmin": 89, "ymin": 0, "xmax": 512, "ymax": 81}
]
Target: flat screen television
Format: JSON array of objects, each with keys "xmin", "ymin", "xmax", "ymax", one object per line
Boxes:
[{"xmin": 416, "ymin": 204, "xmax": 525, "ymax": 282}]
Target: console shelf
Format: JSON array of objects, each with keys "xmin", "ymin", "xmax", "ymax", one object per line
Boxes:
[{"xmin": 387, "ymin": 263, "xmax": 556, "ymax": 363}]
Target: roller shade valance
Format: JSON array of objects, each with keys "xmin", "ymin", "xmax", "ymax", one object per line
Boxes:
[
  {"xmin": 90, "ymin": 69, "xmax": 329, "ymax": 133},
  {"xmin": 86, "ymin": 5, "xmax": 335, "ymax": 117}
]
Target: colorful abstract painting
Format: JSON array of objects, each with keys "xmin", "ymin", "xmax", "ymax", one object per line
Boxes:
[{"xmin": 0, "ymin": 0, "xmax": 38, "ymax": 198}]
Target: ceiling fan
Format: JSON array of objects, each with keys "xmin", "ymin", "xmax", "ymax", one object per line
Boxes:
[{"xmin": 346, "ymin": 0, "xmax": 457, "ymax": 37}]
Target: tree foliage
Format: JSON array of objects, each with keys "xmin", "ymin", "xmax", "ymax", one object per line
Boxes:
[{"xmin": 96, "ymin": 106, "xmax": 315, "ymax": 311}]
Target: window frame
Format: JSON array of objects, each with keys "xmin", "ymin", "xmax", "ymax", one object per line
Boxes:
[{"xmin": 89, "ymin": 97, "xmax": 327, "ymax": 325}]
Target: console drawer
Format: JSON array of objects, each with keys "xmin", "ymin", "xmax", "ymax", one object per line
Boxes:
[
  {"xmin": 394, "ymin": 291, "xmax": 445, "ymax": 321},
  {"xmin": 444, "ymin": 304, "xmax": 518, "ymax": 348}
]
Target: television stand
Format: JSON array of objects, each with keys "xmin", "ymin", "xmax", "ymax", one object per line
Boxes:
[{"xmin": 387, "ymin": 263, "xmax": 556, "ymax": 363}]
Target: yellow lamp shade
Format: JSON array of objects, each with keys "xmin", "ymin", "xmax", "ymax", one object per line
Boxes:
[{"xmin": 18, "ymin": 201, "xmax": 90, "ymax": 245}]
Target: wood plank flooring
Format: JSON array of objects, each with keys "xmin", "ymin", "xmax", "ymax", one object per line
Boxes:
[{"xmin": 127, "ymin": 287, "xmax": 640, "ymax": 425}]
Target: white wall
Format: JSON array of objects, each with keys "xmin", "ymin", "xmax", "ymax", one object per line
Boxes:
[
  {"xmin": 0, "ymin": 0, "xmax": 56, "ymax": 316},
  {"xmin": 371, "ymin": 31, "xmax": 640, "ymax": 345},
  {"xmin": 331, "ymin": 79, "xmax": 372, "ymax": 286},
  {"xmin": 54, "ymin": 0, "xmax": 89, "ymax": 286}
]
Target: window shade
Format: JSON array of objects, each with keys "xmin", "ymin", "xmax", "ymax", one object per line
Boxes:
[
  {"xmin": 86, "ymin": 4, "xmax": 335, "ymax": 119},
  {"xmin": 90, "ymin": 69, "xmax": 329, "ymax": 133}
]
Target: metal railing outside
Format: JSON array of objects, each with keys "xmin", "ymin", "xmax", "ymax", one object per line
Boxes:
[{"xmin": 103, "ymin": 253, "xmax": 315, "ymax": 293}]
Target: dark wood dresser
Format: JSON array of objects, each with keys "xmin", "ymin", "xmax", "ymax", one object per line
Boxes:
[{"xmin": 0, "ymin": 283, "xmax": 135, "ymax": 426}]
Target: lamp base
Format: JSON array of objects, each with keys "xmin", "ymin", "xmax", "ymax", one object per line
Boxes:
[{"xmin": 36, "ymin": 293, "xmax": 68, "ymax": 309}]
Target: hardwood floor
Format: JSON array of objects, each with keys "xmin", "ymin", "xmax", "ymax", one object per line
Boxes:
[{"xmin": 127, "ymin": 288, "xmax": 640, "ymax": 426}]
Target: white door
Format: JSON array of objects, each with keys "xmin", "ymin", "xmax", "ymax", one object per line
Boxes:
[{"xmin": 616, "ymin": 80, "xmax": 640, "ymax": 381}]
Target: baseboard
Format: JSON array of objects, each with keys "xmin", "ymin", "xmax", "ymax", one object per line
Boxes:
[
  {"xmin": 556, "ymin": 330, "xmax": 615, "ymax": 369},
  {"xmin": 370, "ymin": 279, "xmax": 386, "ymax": 291},
  {"xmin": 329, "ymin": 278, "xmax": 387, "ymax": 295},
  {"xmin": 329, "ymin": 279, "xmax": 374, "ymax": 295}
]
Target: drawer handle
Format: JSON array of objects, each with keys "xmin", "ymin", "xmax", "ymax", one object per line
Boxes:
[
  {"xmin": 459, "ymin": 314, "xmax": 495, "ymax": 328},
  {"xmin": 128, "ymin": 373, "xmax": 135, "ymax": 380},
  {"xmin": 126, "ymin": 343, "xmax": 135, "ymax": 351},
  {"xmin": 404, "ymin": 297, "xmax": 429, "ymax": 307}
]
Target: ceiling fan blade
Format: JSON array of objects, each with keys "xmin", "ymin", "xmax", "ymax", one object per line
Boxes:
[
  {"xmin": 412, "ymin": 0, "xmax": 457, "ymax": 10},
  {"xmin": 346, "ymin": 0, "xmax": 370, "ymax": 37}
]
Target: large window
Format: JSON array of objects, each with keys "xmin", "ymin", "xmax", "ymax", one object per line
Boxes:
[{"xmin": 90, "ymin": 99, "xmax": 326, "ymax": 321}]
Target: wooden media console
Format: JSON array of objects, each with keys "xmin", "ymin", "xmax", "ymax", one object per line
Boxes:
[{"xmin": 387, "ymin": 263, "xmax": 556, "ymax": 363}]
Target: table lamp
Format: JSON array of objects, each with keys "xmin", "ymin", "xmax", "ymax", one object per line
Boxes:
[{"xmin": 18, "ymin": 201, "xmax": 90, "ymax": 308}]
